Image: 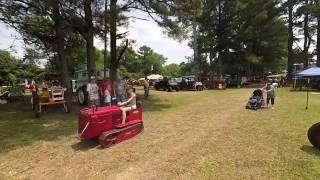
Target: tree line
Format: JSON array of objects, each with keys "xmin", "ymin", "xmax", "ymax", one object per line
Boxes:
[
  {"xmin": 186, "ymin": 0, "xmax": 319, "ymax": 80},
  {"xmin": 0, "ymin": 0, "xmax": 319, "ymax": 91},
  {"xmin": 0, "ymin": 45, "xmax": 186, "ymax": 84},
  {"xmin": 0, "ymin": 0, "xmax": 195, "ymax": 98}
]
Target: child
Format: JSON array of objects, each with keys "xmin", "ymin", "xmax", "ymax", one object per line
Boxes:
[
  {"xmin": 104, "ymin": 87, "xmax": 111, "ymax": 106},
  {"xmin": 118, "ymin": 88, "xmax": 136, "ymax": 124}
]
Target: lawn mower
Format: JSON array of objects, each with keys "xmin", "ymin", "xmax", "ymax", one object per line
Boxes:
[
  {"xmin": 78, "ymin": 102, "xmax": 144, "ymax": 148},
  {"xmin": 307, "ymin": 122, "xmax": 320, "ymax": 149}
]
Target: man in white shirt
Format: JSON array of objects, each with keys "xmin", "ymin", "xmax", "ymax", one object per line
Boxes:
[{"xmin": 87, "ymin": 76, "xmax": 99, "ymax": 107}]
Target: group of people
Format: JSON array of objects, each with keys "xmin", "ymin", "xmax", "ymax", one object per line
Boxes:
[{"xmin": 86, "ymin": 76, "xmax": 142, "ymax": 124}]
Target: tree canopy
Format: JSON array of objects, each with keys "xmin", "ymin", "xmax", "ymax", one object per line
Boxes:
[{"xmin": 0, "ymin": 0, "xmax": 319, "ymax": 85}]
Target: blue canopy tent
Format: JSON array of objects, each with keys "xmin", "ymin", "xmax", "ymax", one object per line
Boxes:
[{"xmin": 297, "ymin": 67, "xmax": 320, "ymax": 109}]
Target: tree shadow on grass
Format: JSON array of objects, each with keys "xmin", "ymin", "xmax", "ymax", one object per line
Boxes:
[
  {"xmin": 300, "ymin": 145, "xmax": 320, "ymax": 156},
  {"xmin": 71, "ymin": 138, "xmax": 100, "ymax": 151},
  {"xmin": 0, "ymin": 102, "xmax": 81, "ymax": 154},
  {"xmin": 139, "ymin": 95, "xmax": 173, "ymax": 112},
  {"xmin": 0, "ymin": 94, "xmax": 175, "ymax": 153}
]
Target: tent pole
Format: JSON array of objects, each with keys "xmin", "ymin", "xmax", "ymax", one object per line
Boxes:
[{"xmin": 306, "ymin": 78, "xmax": 310, "ymax": 110}]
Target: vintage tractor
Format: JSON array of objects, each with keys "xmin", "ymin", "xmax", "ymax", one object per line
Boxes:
[
  {"xmin": 27, "ymin": 83, "xmax": 69, "ymax": 118},
  {"xmin": 78, "ymin": 102, "xmax": 144, "ymax": 148},
  {"xmin": 307, "ymin": 122, "xmax": 320, "ymax": 149}
]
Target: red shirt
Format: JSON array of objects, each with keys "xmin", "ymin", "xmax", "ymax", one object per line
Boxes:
[
  {"xmin": 26, "ymin": 84, "xmax": 38, "ymax": 92},
  {"xmin": 98, "ymin": 80, "xmax": 114, "ymax": 97}
]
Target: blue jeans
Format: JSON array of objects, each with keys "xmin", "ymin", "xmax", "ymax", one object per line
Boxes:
[{"xmin": 117, "ymin": 95, "xmax": 126, "ymax": 103}]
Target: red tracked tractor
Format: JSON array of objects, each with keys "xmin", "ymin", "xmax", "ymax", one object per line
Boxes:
[{"xmin": 78, "ymin": 103, "xmax": 144, "ymax": 148}]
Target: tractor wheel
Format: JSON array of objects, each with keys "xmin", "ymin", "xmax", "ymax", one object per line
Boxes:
[
  {"xmin": 175, "ymin": 87, "xmax": 179, "ymax": 92},
  {"xmin": 99, "ymin": 132, "xmax": 116, "ymax": 148},
  {"xmin": 77, "ymin": 88, "xmax": 88, "ymax": 105},
  {"xmin": 308, "ymin": 122, "xmax": 320, "ymax": 149},
  {"xmin": 167, "ymin": 86, "xmax": 173, "ymax": 92}
]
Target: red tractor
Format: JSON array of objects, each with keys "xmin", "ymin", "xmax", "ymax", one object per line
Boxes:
[{"xmin": 78, "ymin": 103, "xmax": 144, "ymax": 148}]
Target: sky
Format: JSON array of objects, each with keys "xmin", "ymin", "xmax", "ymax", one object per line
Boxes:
[
  {"xmin": 0, "ymin": 15, "xmax": 193, "ymax": 65},
  {"xmin": 0, "ymin": 23, "xmax": 25, "ymax": 58},
  {"xmin": 96, "ymin": 15, "xmax": 193, "ymax": 65}
]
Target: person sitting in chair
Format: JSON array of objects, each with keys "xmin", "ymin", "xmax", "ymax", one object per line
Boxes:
[{"xmin": 118, "ymin": 87, "xmax": 136, "ymax": 125}]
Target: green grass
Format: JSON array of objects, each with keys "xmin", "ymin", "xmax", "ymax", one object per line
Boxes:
[
  {"xmin": 0, "ymin": 89, "xmax": 193, "ymax": 154},
  {"xmin": 193, "ymin": 88, "xmax": 320, "ymax": 179},
  {"xmin": 0, "ymin": 103, "xmax": 78, "ymax": 153},
  {"xmin": 1, "ymin": 88, "xmax": 320, "ymax": 179}
]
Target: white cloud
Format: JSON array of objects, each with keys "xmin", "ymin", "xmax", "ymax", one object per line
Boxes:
[
  {"xmin": 0, "ymin": 22, "xmax": 25, "ymax": 58},
  {"xmin": 1, "ymin": 17, "xmax": 193, "ymax": 65},
  {"xmin": 95, "ymin": 17, "xmax": 193, "ymax": 65},
  {"xmin": 126, "ymin": 19, "xmax": 193, "ymax": 65}
]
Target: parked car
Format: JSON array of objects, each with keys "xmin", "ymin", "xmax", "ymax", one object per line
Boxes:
[
  {"xmin": 200, "ymin": 76, "xmax": 226, "ymax": 89},
  {"xmin": 154, "ymin": 77, "xmax": 179, "ymax": 92},
  {"xmin": 177, "ymin": 76, "xmax": 204, "ymax": 91}
]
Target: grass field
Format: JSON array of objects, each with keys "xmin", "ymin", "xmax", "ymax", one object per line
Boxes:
[{"xmin": 1, "ymin": 88, "xmax": 320, "ymax": 179}]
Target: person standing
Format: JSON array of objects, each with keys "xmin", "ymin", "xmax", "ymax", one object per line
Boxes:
[
  {"xmin": 103, "ymin": 87, "xmax": 111, "ymax": 106},
  {"xmin": 25, "ymin": 80, "xmax": 39, "ymax": 110},
  {"xmin": 143, "ymin": 75, "xmax": 149, "ymax": 99},
  {"xmin": 98, "ymin": 79, "xmax": 112, "ymax": 106},
  {"xmin": 87, "ymin": 76, "xmax": 99, "ymax": 107},
  {"xmin": 262, "ymin": 82, "xmax": 276, "ymax": 109},
  {"xmin": 113, "ymin": 78, "xmax": 127, "ymax": 103}
]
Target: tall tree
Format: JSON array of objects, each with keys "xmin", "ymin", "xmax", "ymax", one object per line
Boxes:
[
  {"xmin": 316, "ymin": 0, "xmax": 320, "ymax": 66},
  {"xmin": 51, "ymin": 0, "xmax": 72, "ymax": 97},
  {"xmin": 109, "ymin": 0, "xmax": 118, "ymax": 81},
  {"xmin": 0, "ymin": 0, "xmax": 72, "ymax": 96},
  {"xmin": 195, "ymin": 0, "xmax": 287, "ymax": 77},
  {"xmin": 302, "ymin": 0, "xmax": 312, "ymax": 67},
  {"xmin": 318, "ymin": 16, "xmax": 320, "ymax": 66},
  {"xmin": 84, "ymin": 0, "xmax": 96, "ymax": 76},
  {"xmin": 287, "ymin": 0, "xmax": 295, "ymax": 79},
  {"xmin": 107, "ymin": 0, "xmax": 201, "ymax": 81}
]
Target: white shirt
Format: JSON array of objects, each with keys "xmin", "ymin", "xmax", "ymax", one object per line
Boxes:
[
  {"xmin": 87, "ymin": 83, "xmax": 99, "ymax": 101},
  {"xmin": 104, "ymin": 89, "xmax": 111, "ymax": 103}
]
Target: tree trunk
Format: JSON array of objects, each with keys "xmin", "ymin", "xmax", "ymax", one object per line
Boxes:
[
  {"xmin": 216, "ymin": 0, "xmax": 222, "ymax": 77},
  {"xmin": 110, "ymin": 0, "xmax": 117, "ymax": 82},
  {"xmin": 317, "ymin": 16, "xmax": 320, "ymax": 67},
  {"xmin": 51, "ymin": 1, "xmax": 72, "ymax": 102},
  {"xmin": 84, "ymin": 0, "xmax": 96, "ymax": 78},
  {"xmin": 192, "ymin": 17, "xmax": 199, "ymax": 75},
  {"xmin": 104, "ymin": 0, "xmax": 108, "ymax": 79},
  {"xmin": 303, "ymin": 0, "xmax": 310, "ymax": 67},
  {"xmin": 287, "ymin": 2, "xmax": 294, "ymax": 82}
]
